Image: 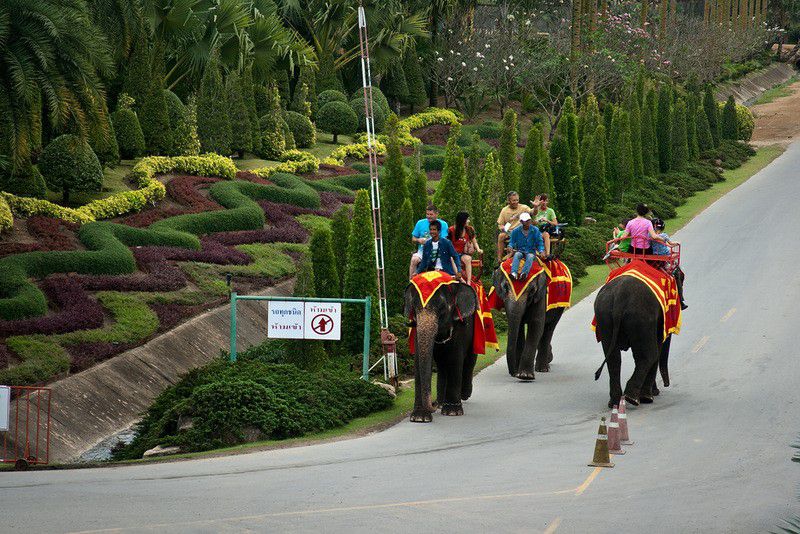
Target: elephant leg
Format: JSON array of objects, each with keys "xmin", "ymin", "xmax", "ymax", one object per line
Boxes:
[
  {"xmin": 505, "ymin": 319, "xmax": 524, "ymax": 376},
  {"xmin": 517, "ymin": 300, "xmax": 546, "ymax": 381},
  {"xmin": 604, "ymin": 343, "xmax": 623, "ymax": 409},
  {"xmin": 442, "ymin": 325, "xmax": 467, "ymax": 416},
  {"xmin": 410, "ymin": 356, "xmax": 434, "ymax": 423},
  {"xmin": 641, "ymin": 356, "xmax": 660, "ymax": 403},
  {"xmin": 624, "ymin": 339, "xmax": 660, "ymax": 406},
  {"xmin": 535, "ymin": 321, "xmax": 557, "ymax": 372},
  {"xmin": 435, "ymin": 352, "xmax": 446, "ymax": 409},
  {"xmin": 461, "ymin": 351, "xmax": 477, "ymax": 401}
]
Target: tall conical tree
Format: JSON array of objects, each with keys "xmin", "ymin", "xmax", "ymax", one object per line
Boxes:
[
  {"xmin": 603, "ymin": 103, "xmax": 615, "ymax": 139},
  {"xmin": 343, "ymin": 190, "xmax": 378, "ymax": 354},
  {"xmin": 387, "ymin": 198, "xmax": 414, "ymax": 313},
  {"xmin": 294, "ymin": 67, "xmax": 317, "ymax": 116},
  {"xmin": 331, "ymin": 205, "xmax": 352, "ymax": 296},
  {"xmin": 402, "ymin": 45, "xmax": 428, "ymax": 113},
  {"xmin": 197, "ymin": 51, "xmax": 232, "ymax": 155},
  {"xmin": 686, "ymin": 93, "xmax": 700, "ymax": 160},
  {"xmin": 695, "ymin": 102, "xmax": 714, "ymax": 153},
  {"xmin": 287, "ymin": 256, "xmax": 328, "ymax": 370},
  {"xmin": 656, "ymin": 85, "xmax": 673, "ymax": 173},
  {"xmin": 310, "ymin": 227, "xmax": 340, "ymax": 298},
  {"xmin": 242, "ymin": 67, "xmax": 262, "ymax": 154},
  {"xmin": 227, "ymin": 71, "xmax": 253, "ymax": 158},
  {"xmin": 138, "ymin": 48, "xmax": 172, "ymax": 155},
  {"xmin": 584, "ymin": 124, "xmax": 609, "ymax": 212},
  {"xmin": 670, "ymin": 99, "xmax": 690, "ymax": 171},
  {"xmin": 381, "ymin": 114, "xmax": 409, "ymax": 219},
  {"xmin": 721, "ymin": 95, "xmax": 738, "ymax": 140},
  {"xmin": 566, "ymin": 113, "xmax": 582, "ymax": 185},
  {"xmin": 408, "ymin": 146, "xmax": 429, "ymax": 220},
  {"xmin": 520, "ymin": 124, "xmax": 548, "ymax": 203},
  {"xmin": 644, "ymin": 88, "xmax": 660, "ymax": 175},
  {"xmin": 466, "ymin": 133, "xmax": 482, "ymax": 210},
  {"xmin": 703, "ymin": 85, "xmax": 720, "ymax": 147},
  {"xmin": 433, "ymin": 125, "xmax": 470, "ymax": 224},
  {"xmin": 610, "ymin": 110, "xmax": 635, "ymax": 202},
  {"xmin": 549, "ymin": 133, "xmax": 573, "ymax": 224},
  {"xmin": 635, "ymin": 68, "xmax": 646, "ymax": 107},
  {"xmin": 579, "ymin": 94, "xmax": 601, "ymax": 149},
  {"xmin": 499, "ymin": 109, "xmax": 520, "ymax": 193},
  {"xmin": 478, "ymin": 151, "xmax": 505, "ymax": 259},
  {"xmin": 626, "ymin": 93, "xmax": 644, "ymax": 179}
]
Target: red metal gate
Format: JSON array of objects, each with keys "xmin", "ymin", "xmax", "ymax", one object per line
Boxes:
[{"xmin": 1, "ymin": 386, "xmax": 51, "ymax": 468}]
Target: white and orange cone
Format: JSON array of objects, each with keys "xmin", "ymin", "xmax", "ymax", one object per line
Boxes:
[
  {"xmin": 619, "ymin": 397, "xmax": 634, "ymax": 445},
  {"xmin": 607, "ymin": 406, "xmax": 625, "ymax": 455}
]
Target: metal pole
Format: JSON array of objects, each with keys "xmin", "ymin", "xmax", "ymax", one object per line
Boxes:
[
  {"xmin": 230, "ymin": 292, "xmax": 238, "ymax": 363},
  {"xmin": 362, "ymin": 296, "xmax": 372, "ymax": 380}
]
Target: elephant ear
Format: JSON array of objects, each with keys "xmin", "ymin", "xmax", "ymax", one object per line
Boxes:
[
  {"xmin": 492, "ymin": 267, "xmax": 509, "ymax": 302},
  {"xmin": 453, "ymin": 283, "xmax": 478, "ymax": 321},
  {"xmin": 403, "ymin": 283, "xmax": 418, "ymax": 318}
]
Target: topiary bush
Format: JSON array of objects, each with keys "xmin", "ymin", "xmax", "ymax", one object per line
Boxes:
[
  {"xmin": 350, "ymin": 87, "xmax": 391, "ymax": 119},
  {"xmin": 38, "ymin": 134, "xmax": 103, "ymax": 205},
  {"xmin": 284, "ymin": 111, "xmax": 316, "ymax": 148},
  {"xmin": 112, "ymin": 94, "xmax": 146, "ymax": 159},
  {"xmin": 349, "ymin": 97, "xmax": 385, "ymax": 133},
  {"xmin": 316, "ymin": 101, "xmax": 358, "ymax": 144},
  {"xmin": 317, "ymin": 90, "xmax": 348, "ymax": 111},
  {"xmin": 0, "ymin": 164, "xmax": 47, "ymax": 199}
]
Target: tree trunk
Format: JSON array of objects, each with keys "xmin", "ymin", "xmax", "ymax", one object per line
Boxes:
[
  {"xmin": 570, "ymin": 0, "xmax": 583, "ymax": 92},
  {"xmin": 332, "ymin": 132, "xmax": 338, "ymax": 144},
  {"xmin": 670, "ymin": 0, "xmax": 677, "ymax": 26},
  {"xmin": 62, "ymin": 189, "xmax": 70, "ymax": 206}
]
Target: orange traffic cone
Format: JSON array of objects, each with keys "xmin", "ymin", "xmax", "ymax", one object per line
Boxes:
[
  {"xmin": 619, "ymin": 397, "xmax": 634, "ymax": 445},
  {"xmin": 607, "ymin": 406, "xmax": 625, "ymax": 455},
  {"xmin": 588, "ymin": 417, "xmax": 614, "ymax": 468}
]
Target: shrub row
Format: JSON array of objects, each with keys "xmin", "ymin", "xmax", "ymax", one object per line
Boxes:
[
  {"xmin": 251, "ymin": 150, "xmax": 319, "ymax": 178},
  {"xmin": 0, "ymin": 196, "xmax": 12, "ymax": 232}
]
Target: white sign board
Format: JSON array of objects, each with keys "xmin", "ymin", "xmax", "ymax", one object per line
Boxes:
[
  {"xmin": 304, "ymin": 302, "xmax": 341, "ymax": 341},
  {"xmin": 267, "ymin": 301, "xmax": 305, "ymax": 339},
  {"xmin": 0, "ymin": 386, "xmax": 10, "ymax": 432}
]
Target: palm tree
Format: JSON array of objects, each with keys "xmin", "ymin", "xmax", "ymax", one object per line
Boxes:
[{"xmin": 0, "ymin": 0, "xmax": 114, "ymax": 171}]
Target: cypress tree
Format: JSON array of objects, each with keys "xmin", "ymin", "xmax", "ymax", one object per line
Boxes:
[
  {"xmin": 381, "ymin": 114, "xmax": 409, "ymax": 219},
  {"xmin": 626, "ymin": 93, "xmax": 644, "ymax": 179},
  {"xmin": 499, "ymin": 109, "xmax": 520, "ymax": 193},
  {"xmin": 112, "ymin": 94, "xmax": 146, "ymax": 159},
  {"xmin": 686, "ymin": 93, "xmax": 700, "ymax": 160},
  {"xmin": 656, "ymin": 85, "xmax": 672, "ymax": 173},
  {"xmin": 402, "ymin": 45, "xmax": 428, "ymax": 113},
  {"xmin": 704, "ymin": 86, "xmax": 720, "ymax": 147},
  {"xmin": 343, "ymin": 190, "xmax": 378, "ymax": 354},
  {"xmin": 562, "ymin": 96, "xmax": 576, "ymax": 117},
  {"xmin": 382, "ymin": 65, "xmax": 409, "ymax": 113},
  {"xmin": 254, "ymin": 85, "xmax": 269, "ymax": 116},
  {"xmin": 610, "ymin": 110, "xmax": 634, "ymax": 202},
  {"xmin": 584, "ymin": 124, "xmax": 609, "ymax": 212},
  {"xmin": 570, "ymin": 174, "xmax": 585, "ymax": 226},
  {"xmin": 578, "ymin": 94, "xmax": 601, "ymax": 149},
  {"xmin": 721, "ymin": 96, "xmax": 738, "ymax": 140},
  {"xmin": 197, "ymin": 52, "xmax": 232, "ymax": 155},
  {"xmin": 603, "ymin": 103, "xmax": 614, "ymax": 139},
  {"xmin": 317, "ymin": 53, "xmax": 345, "ymax": 94},
  {"xmin": 138, "ymin": 48, "xmax": 172, "ymax": 155},
  {"xmin": 387, "ymin": 198, "xmax": 415, "ymax": 313},
  {"xmin": 466, "ymin": 133, "xmax": 482, "ymax": 210},
  {"xmin": 433, "ymin": 125, "xmax": 470, "ymax": 224},
  {"xmin": 227, "ymin": 71, "xmax": 253, "ymax": 158},
  {"xmin": 635, "ymin": 68, "xmax": 646, "ymax": 108},
  {"xmin": 671, "ymin": 99, "xmax": 689, "ymax": 171},
  {"xmin": 566, "ymin": 113, "xmax": 582, "ymax": 187},
  {"xmin": 294, "ymin": 67, "xmax": 317, "ymax": 116},
  {"xmin": 121, "ymin": 36, "xmax": 152, "ymax": 118},
  {"xmin": 243, "ymin": 67, "xmax": 262, "ymax": 154},
  {"xmin": 258, "ymin": 85, "xmax": 287, "ymax": 159},
  {"xmin": 408, "ymin": 146, "xmax": 429, "ymax": 220},
  {"xmin": 331, "ymin": 206, "xmax": 352, "ymax": 296},
  {"xmin": 644, "ymin": 88, "xmax": 660, "ymax": 175},
  {"xmin": 287, "ymin": 256, "xmax": 328, "ymax": 370},
  {"xmin": 310, "ymin": 227, "xmax": 340, "ymax": 298},
  {"xmin": 695, "ymin": 103, "xmax": 714, "ymax": 153},
  {"xmin": 520, "ymin": 124, "xmax": 549, "ymax": 203},
  {"xmin": 478, "ymin": 151, "xmax": 505, "ymax": 259},
  {"xmin": 549, "ymin": 134, "xmax": 573, "ymax": 224}
]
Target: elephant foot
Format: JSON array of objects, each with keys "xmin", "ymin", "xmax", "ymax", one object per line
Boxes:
[
  {"xmin": 640, "ymin": 395, "xmax": 654, "ymax": 404},
  {"xmin": 461, "ymin": 384, "xmax": 473, "ymax": 401},
  {"xmin": 535, "ymin": 362, "xmax": 550, "ymax": 373},
  {"xmin": 624, "ymin": 395, "xmax": 640, "ymax": 406},
  {"xmin": 515, "ymin": 370, "xmax": 535, "ymax": 381},
  {"xmin": 410, "ymin": 410, "xmax": 433, "ymax": 423},
  {"xmin": 608, "ymin": 400, "xmax": 615, "ymax": 409},
  {"xmin": 652, "ymin": 386, "xmax": 660, "ymax": 396},
  {"xmin": 441, "ymin": 403, "xmax": 464, "ymax": 416}
]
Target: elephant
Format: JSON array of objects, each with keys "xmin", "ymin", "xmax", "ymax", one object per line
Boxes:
[
  {"xmin": 404, "ymin": 281, "xmax": 479, "ymax": 423},
  {"xmin": 491, "ymin": 266, "xmax": 551, "ymax": 380},
  {"xmin": 593, "ymin": 275, "xmax": 678, "ymax": 408}
]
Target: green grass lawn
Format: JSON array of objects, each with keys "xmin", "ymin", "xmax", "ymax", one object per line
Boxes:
[
  {"xmin": 234, "ymin": 133, "xmax": 355, "ymax": 171},
  {"xmin": 44, "ymin": 161, "xmax": 134, "ymax": 207},
  {"xmin": 751, "ymin": 76, "xmax": 798, "ymax": 105}
]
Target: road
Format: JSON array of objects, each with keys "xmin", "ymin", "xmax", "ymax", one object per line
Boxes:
[{"xmin": 2, "ymin": 143, "xmax": 800, "ymax": 533}]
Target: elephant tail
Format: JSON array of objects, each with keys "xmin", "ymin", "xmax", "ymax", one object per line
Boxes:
[{"xmin": 594, "ymin": 309, "xmax": 622, "ymax": 381}]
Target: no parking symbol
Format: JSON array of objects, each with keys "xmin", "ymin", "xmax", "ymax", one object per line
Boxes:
[{"xmin": 304, "ymin": 303, "xmax": 341, "ymax": 340}]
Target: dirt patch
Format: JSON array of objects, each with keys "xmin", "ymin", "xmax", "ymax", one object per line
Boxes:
[{"xmin": 749, "ymin": 79, "xmax": 800, "ymax": 147}]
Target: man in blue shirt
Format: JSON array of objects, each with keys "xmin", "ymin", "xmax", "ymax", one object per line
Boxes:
[
  {"xmin": 509, "ymin": 212, "xmax": 545, "ymax": 280},
  {"xmin": 409, "ymin": 204, "xmax": 449, "ymax": 279},
  {"xmin": 417, "ymin": 220, "xmax": 460, "ymax": 277}
]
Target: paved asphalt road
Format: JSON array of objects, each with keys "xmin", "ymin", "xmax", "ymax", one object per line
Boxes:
[{"xmin": 2, "ymin": 144, "xmax": 800, "ymax": 534}]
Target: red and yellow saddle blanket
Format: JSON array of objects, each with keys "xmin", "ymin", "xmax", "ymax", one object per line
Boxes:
[
  {"xmin": 487, "ymin": 258, "xmax": 573, "ymax": 311},
  {"xmin": 591, "ymin": 260, "xmax": 682, "ymax": 342},
  {"xmin": 408, "ymin": 272, "xmax": 499, "ymax": 355}
]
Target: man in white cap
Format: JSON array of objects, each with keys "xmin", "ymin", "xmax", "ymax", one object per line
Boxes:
[{"xmin": 508, "ymin": 211, "xmax": 545, "ymax": 280}]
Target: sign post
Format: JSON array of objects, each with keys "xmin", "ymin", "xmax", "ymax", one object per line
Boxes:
[{"xmin": 229, "ymin": 294, "xmax": 374, "ymax": 380}]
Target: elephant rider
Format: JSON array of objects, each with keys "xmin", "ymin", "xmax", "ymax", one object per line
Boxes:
[
  {"xmin": 448, "ymin": 211, "xmax": 482, "ymax": 283},
  {"xmin": 652, "ymin": 218, "xmax": 688, "ymax": 310},
  {"xmin": 611, "ymin": 203, "xmax": 666, "ymax": 256},
  {"xmin": 530, "ymin": 194, "xmax": 557, "ymax": 256},
  {"xmin": 416, "ymin": 220, "xmax": 462, "ymax": 278},
  {"xmin": 409, "ymin": 204, "xmax": 449, "ymax": 280},
  {"xmin": 509, "ymin": 212, "xmax": 545, "ymax": 281},
  {"xmin": 496, "ymin": 191, "xmax": 531, "ymax": 263}
]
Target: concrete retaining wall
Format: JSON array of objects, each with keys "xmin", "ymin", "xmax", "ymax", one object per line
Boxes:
[
  {"xmin": 715, "ymin": 63, "xmax": 796, "ymax": 105},
  {"xmin": 22, "ymin": 280, "xmax": 294, "ymax": 463}
]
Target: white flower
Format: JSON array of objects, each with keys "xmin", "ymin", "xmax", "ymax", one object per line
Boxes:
[
  {"xmin": 450, "ymin": 49, "xmax": 455, "ymax": 54},
  {"xmin": 505, "ymin": 65, "xmax": 509, "ymax": 70},
  {"xmin": 485, "ymin": 43, "xmax": 491, "ymax": 48},
  {"xmin": 473, "ymin": 67, "xmax": 478, "ymax": 71},
  {"xmin": 447, "ymin": 76, "xmax": 453, "ymax": 81},
  {"xmin": 509, "ymin": 55, "xmax": 514, "ymax": 60},
  {"xmin": 461, "ymin": 62, "xmax": 466, "ymax": 67},
  {"xmin": 437, "ymin": 57, "xmax": 444, "ymax": 62}
]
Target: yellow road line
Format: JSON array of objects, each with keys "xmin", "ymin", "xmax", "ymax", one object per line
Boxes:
[
  {"xmin": 721, "ymin": 308, "xmax": 736, "ymax": 322},
  {"xmin": 543, "ymin": 516, "xmax": 562, "ymax": 534},
  {"xmin": 574, "ymin": 466, "xmax": 602, "ymax": 496},
  {"xmin": 692, "ymin": 335, "xmax": 710, "ymax": 353}
]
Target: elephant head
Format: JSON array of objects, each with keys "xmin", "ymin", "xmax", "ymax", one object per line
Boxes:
[
  {"xmin": 404, "ymin": 281, "xmax": 478, "ymax": 423},
  {"xmin": 492, "ymin": 266, "xmax": 548, "ymax": 379}
]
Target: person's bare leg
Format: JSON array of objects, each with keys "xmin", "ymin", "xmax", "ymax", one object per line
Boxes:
[
  {"xmin": 496, "ymin": 233, "xmax": 507, "ymax": 263},
  {"xmin": 409, "ymin": 254, "xmax": 421, "ymax": 279},
  {"xmin": 543, "ymin": 232, "xmax": 551, "ymax": 256},
  {"xmin": 462, "ymin": 254, "xmax": 472, "ymax": 283}
]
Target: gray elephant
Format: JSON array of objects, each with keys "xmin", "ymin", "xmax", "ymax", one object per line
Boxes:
[
  {"xmin": 404, "ymin": 282, "xmax": 478, "ymax": 423},
  {"xmin": 593, "ymin": 274, "xmax": 679, "ymax": 408},
  {"xmin": 491, "ymin": 267, "xmax": 549, "ymax": 380}
]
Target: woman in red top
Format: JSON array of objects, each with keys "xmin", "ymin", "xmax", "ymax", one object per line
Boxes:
[{"xmin": 448, "ymin": 211, "xmax": 482, "ymax": 282}]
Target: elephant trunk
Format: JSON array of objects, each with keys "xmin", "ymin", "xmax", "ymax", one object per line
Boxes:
[{"xmin": 414, "ymin": 310, "xmax": 437, "ymax": 413}]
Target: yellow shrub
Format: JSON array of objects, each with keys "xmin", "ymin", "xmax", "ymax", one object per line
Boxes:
[{"xmin": 0, "ymin": 195, "xmax": 13, "ymax": 232}]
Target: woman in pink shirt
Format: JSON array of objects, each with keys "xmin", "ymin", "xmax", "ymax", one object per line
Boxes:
[{"xmin": 614, "ymin": 204, "xmax": 665, "ymax": 255}]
